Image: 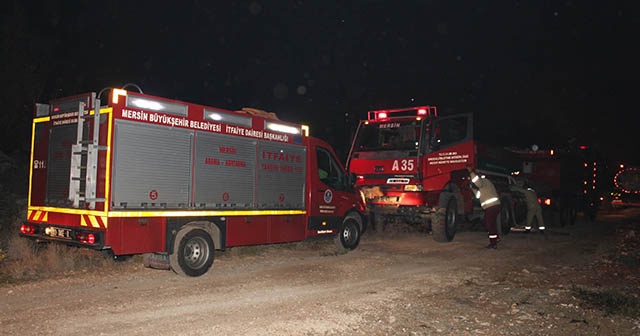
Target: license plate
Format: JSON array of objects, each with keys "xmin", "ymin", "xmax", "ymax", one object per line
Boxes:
[
  {"xmin": 377, "ymin": 196, "xmax": 399, "ymax": 203},
  {"xmin": 46, "ymin": 227, "xmax": 72, "ymax": 239}
]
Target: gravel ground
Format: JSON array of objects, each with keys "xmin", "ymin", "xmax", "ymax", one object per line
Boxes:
[{"xmin": 0, "ymin": 209, "xmax": 638, "ymax": 336}]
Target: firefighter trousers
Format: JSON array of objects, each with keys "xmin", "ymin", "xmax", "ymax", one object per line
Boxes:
[{"xmin": 484, "ymin": 204, "xmax": 500, "ymax": 245}]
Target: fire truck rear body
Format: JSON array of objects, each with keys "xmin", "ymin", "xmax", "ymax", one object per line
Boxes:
[
  {"xmin": 21, "ymin": 88, "xmax": 365, "ymax": 276},
  {"xmin": 506, "ymin": 146, "xmax": 602, "ymax": 225}
]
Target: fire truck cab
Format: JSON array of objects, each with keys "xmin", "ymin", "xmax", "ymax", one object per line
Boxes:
[
  {"xmin": 347, "ymin": 106, "xmax": 526, "ymax": 242},
  {"xmin": 20, "ymin": 87, "xmax": 366, "ymax": 276}
]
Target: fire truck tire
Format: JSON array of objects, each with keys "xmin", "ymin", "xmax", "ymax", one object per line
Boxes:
[
  {"xmin": 497, "ymin": 201, "xmax": 514, "ymax": 235},
  {"xmin": 170, "ymin": 228, "xmax": 215, "ymax": 277},
  {"xmin": 143, "ymin": 253, "xmax": 170, "ymax": 270},
  {"xmin": 432, "ymin": 197, "xmax": 457, "ymax": 243},
  {"xmin": 335, "ymin": 217, "xmax": 361, "ymax": 251}
]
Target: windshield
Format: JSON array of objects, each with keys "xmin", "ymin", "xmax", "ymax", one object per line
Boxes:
[{"xmin": 353, "ymin": 120, "xmax": 422, "ymax": 151}]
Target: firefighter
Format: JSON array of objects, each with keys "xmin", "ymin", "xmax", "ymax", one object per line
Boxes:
[
  {"xmin": 510, "ymin": 179, "xmax": 545, "ymax": 232},
  {"xmin": 467, "ymin": 165, "xmax": 501, "ymax": 249}
]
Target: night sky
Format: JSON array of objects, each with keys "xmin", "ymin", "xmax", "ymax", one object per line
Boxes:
[{"xmin": 1, "ymin": 1, "xmax": 638, "ymax": 165}]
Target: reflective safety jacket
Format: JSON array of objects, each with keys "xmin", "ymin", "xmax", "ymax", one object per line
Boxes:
[
  {"xmin": 469, "ymin": 172, "xmax": 501, "ymax": 210},
  {"xmin": 510, "ymin": 184, "xmax": 538, "ymax": 210}
]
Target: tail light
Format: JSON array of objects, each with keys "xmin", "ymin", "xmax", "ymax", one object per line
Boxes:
[
  {"xmin": 20, "ymin": 224, "xmax": 36, "ymax": 235},
  {"xmin": 539, "ymin": 198, "xmax": 552, "ymax": 206},
  {"xmin": 76, "ymin": 232, "xmax": 96, "ymax": 244}
]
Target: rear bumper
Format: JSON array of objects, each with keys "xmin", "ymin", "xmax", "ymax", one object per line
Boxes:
[
  {"xmin": 20, "ymin": 221, "xmax": 106, "ymax": 250},
  {"xmin": 368, "ymin": 203, "xmax": 435, "ymax": 216}
]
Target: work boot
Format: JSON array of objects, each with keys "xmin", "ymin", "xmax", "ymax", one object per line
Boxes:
[{"xmin": 486, "ymin": 236, "xmax": 499, "ymax": 249}]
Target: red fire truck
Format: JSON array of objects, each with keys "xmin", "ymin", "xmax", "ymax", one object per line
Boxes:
[
  {"xmin": 346, "ymin": 106, "xmax": 526, "ymax": 242},
  {"xmin": 506, "ymin": 145, "xmax": 602, "ymax": 225},
  {"xmin": 20, "ymin": 87, "xmax": 365, "ymax": 276}
]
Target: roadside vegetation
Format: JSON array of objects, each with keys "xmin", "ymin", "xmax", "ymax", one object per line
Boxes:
[{"xmin": 0, "ymin": 205, "xmax": 125, "ymax": 285}]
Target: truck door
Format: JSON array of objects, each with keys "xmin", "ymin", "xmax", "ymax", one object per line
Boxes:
[
  {"xmin": 308, "ymin": 145, "xmax": 352, "ymax": 233},
  {"xmin": 421, "ymin": 113, "xmax": 474, "ymax": 177}
]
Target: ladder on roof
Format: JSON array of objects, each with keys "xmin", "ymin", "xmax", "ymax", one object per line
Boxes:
[{"xmin": 69, "ymin": 93, "xmax": 107, "ymax": 209}]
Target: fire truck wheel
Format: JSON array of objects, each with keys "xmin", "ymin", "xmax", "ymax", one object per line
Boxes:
[
  {"xmin": 170, "ymin": 228, "xmax": 215, "ymax": 277},
  {"xmin": 432, "ymin": 197, "xmax": 457, "ymax": 242},
  {"xmin": 335, "ymin": 217, "xmax": 361, "ymax": 251},
  {"xmin": 497, "ymin": 201, "xmax": 514, "ymax": 235}
]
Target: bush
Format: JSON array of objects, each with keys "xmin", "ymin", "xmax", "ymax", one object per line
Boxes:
[{"xmin": 0, "ymin": 235, "xmax": 132, "ymax": 285}]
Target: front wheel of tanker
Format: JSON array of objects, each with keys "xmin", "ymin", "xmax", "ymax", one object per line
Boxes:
[
  {"xmin": 334, "ymin": 216, "xmax": 361, "ymax": 252},
  {"xmin": 431, "ymin": 197, "xmax": 457, "ymax": 242},
  {"xmin": 497, "ymin": 201, "xmax": 514, "ymax": 236},
  {"xmin": 170, "ymin": 228, "xmax": 215, "ymax": 277}
]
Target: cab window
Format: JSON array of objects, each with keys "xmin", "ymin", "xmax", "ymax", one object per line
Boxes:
[
  {"xmin": 316, "ymin": 147, "xmax": 347, "ymax": 191},
  {"xmin": 428, "ymin": 115, "xmax": 470, "ymax": 151}
]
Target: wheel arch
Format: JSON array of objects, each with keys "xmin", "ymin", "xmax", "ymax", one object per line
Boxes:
[
  {"xmin": 440, "ymin": 182, "xmax": 464, "ymax": 215},
  {"xmin": 342, "ymin": 207, "xmax": 366, "ymax": 233},
  {"xmin": 167, "ymin": 217, "xmax": 225, "ymax": 255}
]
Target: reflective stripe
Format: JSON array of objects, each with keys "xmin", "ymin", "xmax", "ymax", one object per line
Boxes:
[
  {"xmin": 481, "ymin": 197, "xmax": 499, "ymax": 207},
  {"xmin": 472, "ymin": 175, "xmax": 479, "ymax": 183},
  {"xmin": 538, "ymin": 226, "xmax": 546, "ymax": 230},
  {"xmin": 489, "ymin": 234, "xmax": 499, "ymax": 239},
  {"xmin": 475, "ymin": 190, "xmax": 481, "ymax": 199},
  {"xmin": 524, "ymin": 226, "xmax": 532, "ymax": 230}
]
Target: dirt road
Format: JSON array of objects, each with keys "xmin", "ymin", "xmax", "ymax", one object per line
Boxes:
[{"xmin": 1, "ymin": 211, "xmax": 639, "ymax": 336}]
